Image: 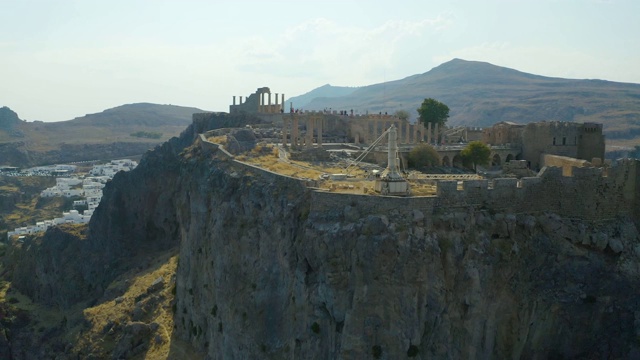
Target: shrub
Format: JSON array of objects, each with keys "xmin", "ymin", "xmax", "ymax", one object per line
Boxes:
[
  {"xmin": 407, "ymin": 345, "xmax": 419, "ymax": 357},
  {"xmin": 408, "ymin": 143, "xmax": 440, "ymax": 168},
  {"xmin": 311, "ymin": 322, "xmax": 320, "ymax": 334},
  {"xmin": 372, "ymin": 345, "xmax": 382, "ymax": 359}
]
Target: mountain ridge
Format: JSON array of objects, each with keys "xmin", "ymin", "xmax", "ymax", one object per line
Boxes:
[
  {"xmin": 0, "ymin": 103, "xmax": 204, "ymax": 166},
  {"xmin": 288, "ymin": 59, "xmax": 640, "ymax": 146}
]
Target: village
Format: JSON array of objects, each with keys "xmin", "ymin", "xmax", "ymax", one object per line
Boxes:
[{"xmin": 5, "ymin": 159, "xmax": 137, "ymax": 240}]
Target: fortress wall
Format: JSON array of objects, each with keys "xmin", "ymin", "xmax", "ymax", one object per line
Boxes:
[
  {"xmin": 432, "ymin": 163, "xmax": 638, "ymax": 220},
  {"xmin": 193, "ymin": 112, "xmax": 264, "ymax": 135},
  {"xmin": 196, "ymin": 128, "xmax": 640, "ymax": 222},
  {"xmin": 309, "ymin": 191, "xmax": 438, "ymax": 218},
  {"xmin": 462, "ymin": 180, "xmax": 489, "ymax": 204}
]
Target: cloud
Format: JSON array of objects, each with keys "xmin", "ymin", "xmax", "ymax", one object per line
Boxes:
[{"xmin": 229, "ymin": 15, "xmax": 455, "ymax": 84}]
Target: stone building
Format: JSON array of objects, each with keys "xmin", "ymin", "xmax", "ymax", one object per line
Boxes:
[
  {"xmin": 482, "ymin": 121, "xmax": 525, "ymax": 145},
  {"xmin": 482, "ymin": 121, "xmax": 605, "ymax": 170},
  {"xmin": 521, "ymin": 121, "xmax": 605, "ymax": 170},
  {"xmin": 229, "ymin": 87, "xmax": 284, "ymax": 114}
]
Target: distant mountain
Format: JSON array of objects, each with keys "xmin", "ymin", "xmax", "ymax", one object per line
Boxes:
[
  {"xmin": 0, "ymin": 106, "xmax": 23, "ymax": 130},
  {"xmin": 66, "ymin": 103, "xmax": 201, "ymax": 127},
  {"xmin": 294, "ymin": 59, "xmax": 640, "ymax": 146},
  {"xmin": 0, "ymin": 103, "xmax": 205, "ymax": 166},
  {"xmin": 287, "ymin": 84, "xmax": 359, "ymax": 109}
]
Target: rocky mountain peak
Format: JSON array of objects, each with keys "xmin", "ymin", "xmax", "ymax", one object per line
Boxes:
[{"xmin": 0, "ymin": 106, "xmax": 22, "ymax": 129}]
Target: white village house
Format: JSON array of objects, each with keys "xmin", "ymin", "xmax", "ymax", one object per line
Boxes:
[{"xmin": 7, "ymin": 159, "xmax": 137, "ymax": 240}]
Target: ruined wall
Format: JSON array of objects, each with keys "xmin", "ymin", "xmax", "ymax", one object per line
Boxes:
[
  {"xmin": 578, "ymin": 122, "xmax": 605, "ymax": 162},
  {"xmin": 229, "ymin": 87, "xmax": 270, "ymax": 114},
  {"xmin": 521, "ymin": 121, "xmax": 605, "ymax": 170},
  {"xmin": 200, "ymin": 132, "xmax": 639, "ymax": 223},
  {"xmin": 541, "ymin": 154, "xmax": 591, "ymax": 176},
  {"xmin": 482, "ymin": 122, "xmax": 524, "ymax": 145}
]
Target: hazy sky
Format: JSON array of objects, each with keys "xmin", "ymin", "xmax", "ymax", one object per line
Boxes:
[{"xmin": 2, "ymin": 0, "xmax": 639, "ymax": 122}]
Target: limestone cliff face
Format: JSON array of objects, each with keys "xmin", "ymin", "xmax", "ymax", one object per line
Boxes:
[
  {"xmin": 170, "ymin": 145, "xmax": 640, "ymax": 359},
  {"xmin": 9, "ymin": 113, "xmax": 640, "ymax": 358}
]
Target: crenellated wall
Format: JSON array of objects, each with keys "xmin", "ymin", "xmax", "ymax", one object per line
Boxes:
[{"xmin": 198, "ymin": 132, "xmax": 640, "ymax": 223}]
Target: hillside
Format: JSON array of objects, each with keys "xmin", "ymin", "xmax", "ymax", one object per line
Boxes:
[
  {"xmin": 2, "ymin": 113, "xmax": 640, "ymax": 358},
  {"xmin": 287, "ymin": 84, "xmax": 360, "ymax": 109},
  {"xmin": 294, "ymin": 59, "xmax": 640, "ymax": 147},
  {"xmin": 0, "ymin": 103, "xmax": 204, "ymax": 166}
]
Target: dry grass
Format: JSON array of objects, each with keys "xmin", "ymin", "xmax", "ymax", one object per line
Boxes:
[
  {"xmin": 0, "ymin": 244, "xmax": 200, "ymax": 359},
  {"xmin": 232, "ymin": 145, "xmax": 439, "ymax": 196},
  {"xmin": 75, "ymin": 248, "xmax": 185, "ymax": 359},
  {"xmin": 207, "ymin": 135, "xmax": 227, "ymax": 145}
]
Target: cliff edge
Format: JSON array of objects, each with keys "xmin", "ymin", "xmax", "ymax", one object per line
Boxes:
[{"xmin": 4, "ymin": 112, "xmax": 640, "ymax": 359}]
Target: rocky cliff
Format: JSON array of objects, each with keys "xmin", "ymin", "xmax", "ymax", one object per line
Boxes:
[
  {"xmin": 168, "ymin": 150, "xmax": 640, "ymax": 359},
  {"xmin": 6, "ymin": 112, "xmax": 640, "ymax": 359}
]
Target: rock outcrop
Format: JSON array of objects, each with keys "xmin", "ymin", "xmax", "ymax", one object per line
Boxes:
[{"xmin": 6, "ymin": 112, "xmax": 640, "ymax": 358}]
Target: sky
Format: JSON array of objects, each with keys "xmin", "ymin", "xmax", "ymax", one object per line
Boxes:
[{"xmin": 1, "ymin": 0, "xmax": 639, "ymax": 122}]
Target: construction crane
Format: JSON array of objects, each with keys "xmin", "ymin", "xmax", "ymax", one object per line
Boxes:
[{"xmin": 344, "ymin": 127, "xmax": 391, "ymax": 176}]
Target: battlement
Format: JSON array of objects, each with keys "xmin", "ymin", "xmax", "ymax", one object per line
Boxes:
[
  {"xmin": 435, "ymin": 162, "xmax": 639, "ymax": 220},
  {"xmin": 195, "ymin": 124, "xmax": 640, "ymax": 222}
]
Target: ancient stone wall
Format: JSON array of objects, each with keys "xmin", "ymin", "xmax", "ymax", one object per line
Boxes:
[
  {"xmin": 198, "ymin": 132, "xmax": 640, "ymax": 222},
  {"xmin": 521, "ymin": 121, "xmax": 605, "ymax": 170},
  {"xmin": 482, "ymin": 122, "xmax": 524, "ymax": 145},
  {"xmin": 541, "ymin": 154, "xmax": 591, "ymax": 176}
]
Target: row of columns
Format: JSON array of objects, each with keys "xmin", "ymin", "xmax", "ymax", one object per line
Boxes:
[
  {"xmin": 231, "ymin": 93, "xmax": 285, "ymax": 113},
  {"xmin": 359, "ymin": 120, "xmax": 440, "ymax": 145},
  {"xmin": 280, "ymin": 114, "xmax": 442, "ymax": 148},
  {"xmin": 282, "ymin": 115, "xmax": 322, "ymax": 149},
  {"xmin": 258, "ymin": 93, "xmax": 285, "ymax": 113}
]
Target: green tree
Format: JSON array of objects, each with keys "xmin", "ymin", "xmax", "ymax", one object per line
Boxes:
[
  {"xmin": 417, "ymin": 98, "xmax": 449, "ymax": 128},
  {"xmin": 408, "ymin": 143, "xmax": 440, "ymax": 169},
  {"xmin": 395, "ymin": 110, "xmax": 410, "ymax": 121},
  {"xmin": 460, "ymin": 141, "xmax": 491, "ymax": 171}
]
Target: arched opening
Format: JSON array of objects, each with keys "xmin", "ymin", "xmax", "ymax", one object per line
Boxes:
[
  {"xmin": 452, "ymin": 154, "xmax": 464, "ymax": 168},
  {"xmin": 491, "ymin": 153, "xmax": 501, "ymax": 166},
  {"xmin": 505, "ymin": 154, "xmax": 514, "ymax": 163},
  {"xmin": 442, "ymin": 155, "xmax": 451, "ymax": 167}
]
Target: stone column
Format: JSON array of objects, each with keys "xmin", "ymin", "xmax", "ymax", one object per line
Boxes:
[
  {"xmin": 268, "ymin": 93, "xmax": 272, "ymax": 113},
  {"xmin": 402, "ymin": 122, "xmax": 408, "ymax": 144},
  {"xmin": 317, "ymin": 116, "xmax": 323, "ymax": 146},
  {"xmin": 426, "ymin": 123, "xmax": 431, "ymax": 144},
  {"xmin": 306, "ymin": 117, "xmax": 314, "ymax": 149},
  {"xmin": 233, "ymin": 96, "xmax": 236, "ymax": 105},
  {"xmin": 239, "ymin": 96, "xmax": 243, "ymax": 104},
  {"xmin": 434, "ymin": 123, "xmax": 439, "ymax": 145},
  {"xmin": 259, "ymin": 93, "xmax": 263, "ymax": 113},
  {"xmin": 282, "ymin": 116, "xmax": 288, "ymax": 146},
  {"xmin": 282, "ymin": 94, "xmax": 285, "ymax": 113},
  {"xmin": 292, "ymin": 115, "xmax": 299, "ymax": 148},
  {"xmin": 275, "ymin": 93, "xmax": 279, "ymax": 113}
]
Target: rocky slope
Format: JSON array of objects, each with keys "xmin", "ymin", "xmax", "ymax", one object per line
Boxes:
[
  {"xmin": 0, "ymin": 103, "xmax": 203, "ymax": 167},
  {"xmin": 4, "ymin": 112, "xmax": 640, "ymax": 358}
]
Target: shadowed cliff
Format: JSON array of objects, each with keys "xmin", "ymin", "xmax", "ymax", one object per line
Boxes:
[{"xmin": 5, "ymin": 112, "xmax": 640, "ymax": 358}]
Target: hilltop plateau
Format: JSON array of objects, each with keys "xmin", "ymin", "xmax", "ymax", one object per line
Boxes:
[
  {"xmin": 288, "ymin": 59, "xmax": 640, "ymax": 147},
  {"xmin": 2, "ymin": 112, "xmax": 640, "ymax": 358},
  {"xmin": 0, "ymin": 103, "xmax": 203, "ymax": 167}
]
